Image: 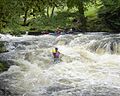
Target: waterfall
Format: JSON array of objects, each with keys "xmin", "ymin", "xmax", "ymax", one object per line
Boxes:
[{"xmin": 0, "ymin": 33, "xmax": 120, "ymax": 96}]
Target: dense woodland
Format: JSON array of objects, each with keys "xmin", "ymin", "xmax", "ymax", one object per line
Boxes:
[{"xmin": 0, "ymin": 0, "xmax": 120, "ymax": 35}]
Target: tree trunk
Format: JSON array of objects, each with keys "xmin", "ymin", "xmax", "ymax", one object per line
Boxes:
[
  {"xmin": 23, "ymin": 7, "xmax": 28, "ymax": 26},
  {"xmin": 78, "ymin": 2, "xmax": 86, "ymax": 32},
  {"xmin": 0, "ymin": 21, "xmax": 2, "ymax": 32},
  {"xmin": 46, "ymin": 7, "xmax": 49, "ymax": 17},
  {"xmin": 50, "ymin": 6, "xmax": 55, "ymax": 18}
]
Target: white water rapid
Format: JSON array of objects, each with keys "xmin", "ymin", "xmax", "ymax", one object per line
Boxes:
[{"xmin": 0, "ymin": 33, "xmax": 120, "ymax": 96}]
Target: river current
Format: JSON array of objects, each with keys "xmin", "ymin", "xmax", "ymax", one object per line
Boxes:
[{"xmin": 0, "ymin": 33, "xmax": 120, "ymax": 96}]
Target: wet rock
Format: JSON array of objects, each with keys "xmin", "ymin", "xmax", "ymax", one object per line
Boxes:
[
  {"xmin": 55, "ymin": 35, "xmax": 74, "ymax": 45},
  {"xmin": 0, "ymin": 73, "xmax": 24, "ymax": 96},
  {"xmin": 89, "ymin": 37, "xmax": 120, "ymax": 54},
  {"xmin": 46, "ymin": 84, "xmax": 73, "ymax": 95}
]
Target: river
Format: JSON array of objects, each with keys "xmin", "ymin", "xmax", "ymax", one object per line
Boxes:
[{"xmin": 0, "ymin": 32, "xmax": 120, "ymax": 96}]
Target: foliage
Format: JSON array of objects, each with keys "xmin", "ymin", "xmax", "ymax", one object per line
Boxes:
[
  {"xmin": 66, "ymin": 0, "xmax": 97, "ymax": 31},
  {"xmin": 86, "ymin": 17, "xmax": 112, "ymax": 32},
  {"xmin": 29, "ymin": 10, "xmax": 76, "ymax": 31},
  {"xmin": 1, "ymin": 0, "xmax": 119, "ymax": 34},
  {"xmin": 98, "ymin": 0, "xmax": 120, "ymax": 31},
  {"xmin": 0, "ymin": 0, "xmax": 23, "ymax": 31}
]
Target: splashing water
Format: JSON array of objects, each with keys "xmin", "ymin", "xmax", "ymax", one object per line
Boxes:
[{"xmin": 0, "ymin": 33, "xmax": 120, "ymax": 96}]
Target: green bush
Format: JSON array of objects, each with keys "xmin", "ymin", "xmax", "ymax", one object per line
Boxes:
[
  {"xmin": 98, "ymin": 0, "xmax": 120, "ymax": 32},
  {"xmin": 86, "ymin": 17, "xmax": 112, "ymax": 32}
]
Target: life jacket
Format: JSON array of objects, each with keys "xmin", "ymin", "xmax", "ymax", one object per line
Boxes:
[
  {"xmin": 52, "ymin": 48, "xmax": 60, "ymax": 58},
  {"xmin": 55, "ymin": 52, "xmax": 60, "ymax": 58}
]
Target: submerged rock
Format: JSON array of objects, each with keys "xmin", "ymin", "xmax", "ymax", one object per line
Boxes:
[{"xmin": 89, "ymin": 37, "xmax": 120, "ymax": 54}]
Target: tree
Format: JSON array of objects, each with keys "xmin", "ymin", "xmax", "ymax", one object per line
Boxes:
[
  {"xmin": 98, "ymin": 0, "xmax": 120, "ymax": 32},
  {"xmin": 0, "ymin": 0, "xmax": 24, "ymax": 32},
  {"xmin": 66, "ymin": 0, "xmax": 94, "ymax": 31}
]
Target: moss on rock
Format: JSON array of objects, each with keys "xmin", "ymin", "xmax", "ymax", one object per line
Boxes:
[
  {"xmin": 0, "ymin": 61, "xmax": 9, "ymax": 72},
  {"xmin": 0, "ymin": 41, "xmax": 8, "ymax": 53}
]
